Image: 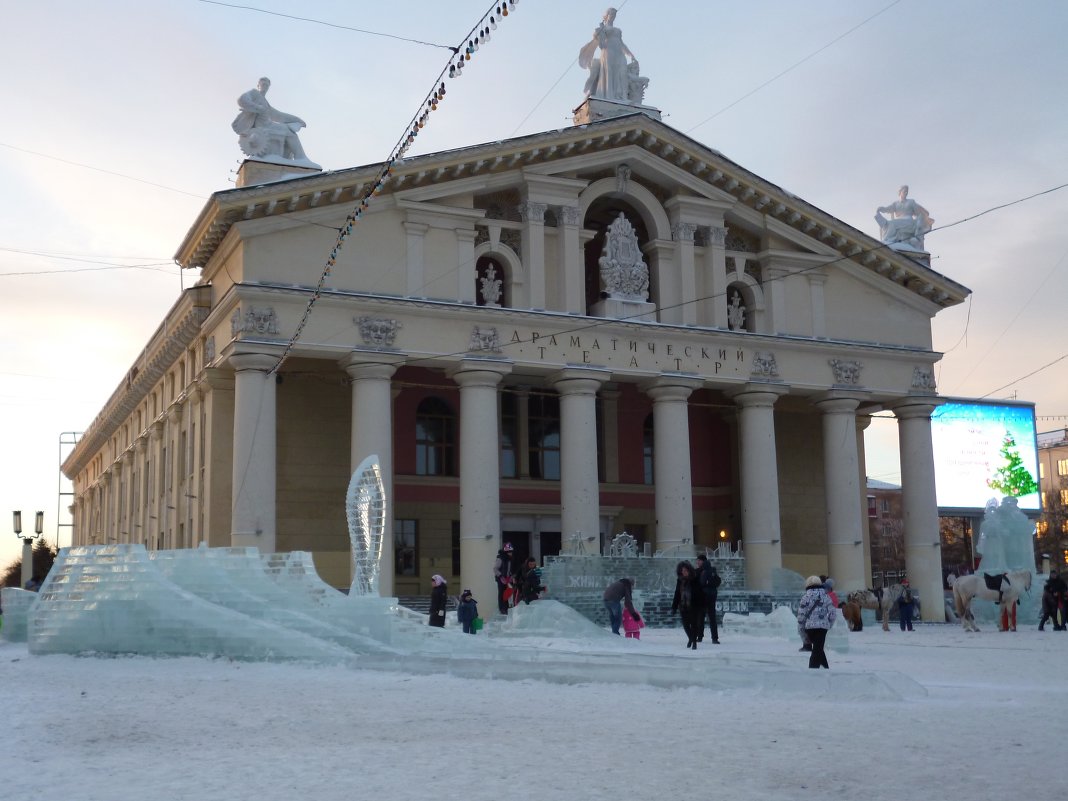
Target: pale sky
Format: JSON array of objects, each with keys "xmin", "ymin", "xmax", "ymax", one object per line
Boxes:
[{"xmin": 2, "ymin": 0, "xmax": 1067, "ymax": 569}]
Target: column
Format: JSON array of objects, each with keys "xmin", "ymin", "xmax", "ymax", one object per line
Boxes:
[
  {"xmin": 557, "ymin": 205, "xmax": 584, "ymax": 314},
  {"xmin": 601, "ymin": 385, "xmax": 620, "ymax": 484},
  {"xmin": 552, "ymin": 367, "xmax": 610, "ymax": 553},
  {"xmin": 856, "ymin": 414, "xmax": 874, "ymax": 586},
  {"xmin": 645, "ymin": 376, "xmax": 703, "ymax": 551},
  {"xmin": 99, "ymin": 471, "xmax": 112, "ymax": 545},
  {"xmin": 765, "ymin": 265, "xmax": 788, "ymax": 334},
  {"xmin": 135, "ymin": 437, "xmax": 148, "ymax": 547},
  {"xmin": 518, "ymin": 201, "xmax": 547, "ymax": 310},
  {"xmin": 671, "ymin": 222, "xmax": 698, "ymax": 325},
  {"xmin": 198, "ymin": 369, "xmax": 235, "ymax": 547},
  {"xmin": 167, "ymin": 403, "xmax": 183, "ymax": 549},
  {"xmin": 187, "ymin": 388, "xmax": 203, "ymax": 547},
  {"xmin": 342, "ymin": 355, "xmax": 399, "ymax": 597},
  {"xmin": 893, "ymin": 397, "xmax": 945, "ymax": 622},
  {"xmin": 148, "ymin": 420, "xmax": 163, "ymax": 547},
  {"xmin": 229, "ymin": 352, "xmax": 278, "ymax": 552},
  {"xmin": 403, "ymin": 221, "xmax": 429, "ymax": 297},
  {"xmin": 707, "ymin": 225, "xmax": 728, "ymax": 328},
  {"xmin": 807, "ymin": 273, "xmax": 828, "ymax": 338},
  {"xmin": 456, "ymin": 228, "xmax": 477, "ymax": 304},
  {"xmin": 815, "ymin": 393, "xmax": 868, "ymax": 593},
  {"xmin": 729, "ymin": 384, "xmax": 788, "ymax": 591},
  {"xmin": 451, "ymin": 358, "xmax": 512, "ymax": 615}
]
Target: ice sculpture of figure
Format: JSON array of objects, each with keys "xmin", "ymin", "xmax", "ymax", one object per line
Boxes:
[
  {"xmin": 976, "ymin": 496, "xmax": 1036, "ymax": 575},
  {"xmin": 232, "ymin": 77, "xmax": 320, "ymax": 167},
  {"xmin": 875, "ymin": 185, "xmax": 933, "ymax": 251},
  {"xmin": 346, "ymin": 454, "xmax": 386, "ymax": 596},
  {"xmin": 599, "ymin": 212, "xmax": 650, "ymax": 301},
  {"xmin": 579, "ymin": 8, "xmax": 637, "ymax": 102}
]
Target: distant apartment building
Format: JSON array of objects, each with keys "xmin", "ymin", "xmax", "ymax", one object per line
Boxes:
[
  {"xmin": 866, "ymin": 478, "xmax": 905, "ymax": 586},
  {"xmin": 1037, "ymin": 428, "xmax": 1068, "ymax": 569}
]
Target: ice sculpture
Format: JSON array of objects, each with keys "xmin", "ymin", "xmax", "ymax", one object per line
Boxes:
[
  {"xmin": 0, "ymin": 587, "xmax": 36, "ymax": 642},
  {"xmin": 347, "ymin": 454, "xmax": 386, "ymax": 596}
]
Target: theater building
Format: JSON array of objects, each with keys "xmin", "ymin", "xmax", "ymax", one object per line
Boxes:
[{"xmin": 61, "ymin": 98, "xmax": 969, "ymax": 618}]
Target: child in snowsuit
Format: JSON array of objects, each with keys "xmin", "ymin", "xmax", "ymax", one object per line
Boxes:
[
  {"xmin": 621, "ymin": 607, "xmax": 645, "ymax": 639},
  {"xmin": 457, "ymin": 589, "xmax": 479, "ymax": 634}
]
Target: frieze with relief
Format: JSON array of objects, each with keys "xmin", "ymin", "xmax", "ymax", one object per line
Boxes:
[
  {"xmin": 356, "ymin": 316, "xmax": 402, "ymax": 348},
  {"xmin": 911, "ymin": 365, "xmax": 936, "ymax": 392},
  {"xmin": 231, "ymin": 306, "xmax": 279, "ymax": 337},
  {"xmin": 829, "ymin": 358, "xmax": 863, "ymax": 386},
  {"xmin": 751, "ymin": 351, "xmax": 779, "ymax": 378},
  {"xmin": 469, "ymin": 325, "xmax": 502, "ymax": 354}
]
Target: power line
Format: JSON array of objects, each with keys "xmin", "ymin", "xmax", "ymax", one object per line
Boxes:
[
  {"xmin": 685, "ymin": 0, "xmax": 902, "ymax": 134},
  {"xmin": 0, "ymin": 142, "xmax": 204, "ymax": 198},
  {"xmin": 0, "ymin": 261, "xmax": 177, "ymax": 277},
  {"xmin": 197, "ymin": 0, "xmax": 458, "ymax": 51},
  {"xmin": 978, "ymin": 352, "xmax": 1068, "ymax": 401}
]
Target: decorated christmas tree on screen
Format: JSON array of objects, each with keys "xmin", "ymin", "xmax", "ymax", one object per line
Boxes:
[{"xmin": 987, "ymin": 432, "xmax": 1038, "ymax": 497}]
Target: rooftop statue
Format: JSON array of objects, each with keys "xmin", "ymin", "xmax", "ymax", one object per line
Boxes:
[
  {"xmin": 579, "ymin": 8, "xmax": 646, "ymax": 104},
  {"xmin": 875, "ymin": 185, "xmax": 933, "ymax": 252},
  {"xmin": 232, "ymin": 77, "xmax": 320, "ymax": 168}
]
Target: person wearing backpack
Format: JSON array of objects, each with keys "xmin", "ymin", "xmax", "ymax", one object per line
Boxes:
[
  {"xmin": 898, "ymin": 578, "xmax": 916, "ymax": 631},
  {"xmin": 695, "ymin": 554, "xmax": 721, "ymax": 644}
]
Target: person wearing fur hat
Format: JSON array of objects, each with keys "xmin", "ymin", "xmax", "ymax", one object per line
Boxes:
[
  {"xmin": 428, "ymin": 574, "xmax": 448, "ymax": 627},
  {"xmin": 671, "ymin": 560, "xmax": 706, "ymax": 649},
  {"xmin": 797, "ymin": 575, "xmax": 837, "ymax": 668}
]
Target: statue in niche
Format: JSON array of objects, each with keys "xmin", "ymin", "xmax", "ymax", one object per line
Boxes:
[
  {"xmin": 727, "ymin": 290, "xmax": 747, "ymax": 331},
  {"xmin": 232, "ymin": 77, "xmax": 320, "ymax": 167},
  {"xmin": 875, "ymin": 185, "xmax": 933, "ymax": 251},
  {"xmin": 579, "ymin": 8, "xmax": 645, "ymax": 103},
  {"xmin": 599, "ymin": 213, "xmax": 649, "ymax": 301},
  {"xmin": 479, "ymin": 264, "xmax": 503, "ymax": 307}
]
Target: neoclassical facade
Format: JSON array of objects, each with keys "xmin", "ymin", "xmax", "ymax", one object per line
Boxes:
[{"xmin": 62, "ymin": 111, "xmax": 968, "ymax": 619}]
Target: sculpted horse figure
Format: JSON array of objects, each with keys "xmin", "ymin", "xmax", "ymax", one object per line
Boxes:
[
  {"xmin": 846, "ymin": 585, "xmax": 915, "ymax": 632},
  {"xmin": 950, "ymin": 569, "xmax": 1032, "ymax": 632}
]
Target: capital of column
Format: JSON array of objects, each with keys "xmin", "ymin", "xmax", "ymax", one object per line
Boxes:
[
  {"xmin": 135, "ymin": 436, "xmax": 148, "ymax": 454},
  {"xmin": 517, "ymin": 201, "xmax": 547, "ymax": 224},
  {"xmin": 149, "ymin": 420, "xmax": 164, "ymax": 441},
  {"xmin": 726, "ymin": 382, "xmax": 789, "ymax": 409},
  {"xmin": 558, "ymin": 205, "xmax": 581, "ymax": 227},
  {"xmin": 814, "ymin": 390, "xmax": 868, "ymax": 416},
  {"xmin": 111, "ymin": 460, "xmax": 123, "ymax": 475},
  {"xmin": 228, "ymin": 352, "xmax": 279, "ymax": 373},
  {"xmin": 166, "ymin": 403, "xmax": 183, "ymax": 424},
  {"xmin": 891, "ymin": 396, "xmax": 944, "ymax": 420},
  {"xmin": 340, "ymin": 351, "xmax": 403, "ymax": 381},
  {"xmin": 448, "ymin": 358, "xmax": 512, "ymax": 389},
  {"xmin": 642, "ymin": 375, "xmax": 704, "ymax": 403},
  {"xmin": 550, "ymin": 366, "xmax": 612, "ymax": 397},
  {"xmin": 198, "ymin": 367, "xmax": 235, "ymax": 393}
]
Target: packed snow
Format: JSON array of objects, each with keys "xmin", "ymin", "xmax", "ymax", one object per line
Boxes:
[{"xmin": 4, "ymin": 618, "xmax": 1063, "ymax": 801}]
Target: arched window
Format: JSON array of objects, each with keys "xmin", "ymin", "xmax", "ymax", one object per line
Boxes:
[
  {"xmin": 642, "ymin": 413, "xmax": 654, "ymax": 485},
  {"xmin": 528, "ymin": 392, "xmax": 561, "ymax": 480},
  {"xmin": 416, "ymin": 397, "xmax": 456, "ymax": 476},
  {"xmin": 476, "ymin": 255, "xmax": 507, "ymax": 307}
]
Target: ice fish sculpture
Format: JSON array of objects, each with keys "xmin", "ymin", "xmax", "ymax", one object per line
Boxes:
[{"xmin": 347, "ymin": 454, "xmax": 386, "ymax": 596}]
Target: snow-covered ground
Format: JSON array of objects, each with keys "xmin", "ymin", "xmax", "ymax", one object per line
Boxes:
[{"xmin": 3, "ymin": 622, "xmax": 1063, "ymax": 801}]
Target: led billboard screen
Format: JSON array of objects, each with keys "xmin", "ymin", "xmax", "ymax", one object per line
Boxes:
[{"xmin": 930, "ymin": 400, "xmax": 1040, "ymax": 513}]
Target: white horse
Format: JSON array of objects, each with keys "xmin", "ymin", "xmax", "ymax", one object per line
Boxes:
[
  {"xmin": 846, "ymin": 585, "xmax": 915, "ymax": 632},
  {"xmin": 951, "ymin": 570, "xmax": 1032, "ymax": 632}
]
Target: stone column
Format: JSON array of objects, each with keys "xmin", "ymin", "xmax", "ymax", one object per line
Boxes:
[
  {"xmin": 671, "ymin": 222, "xmax": 698, "ymax": 325},
  {"xmin": 765, "ymin": 265, "xmax": 788, "ymax": 335},
  {"xmin": 229, "ymin": 352, "xmax": 278, "ymax": 553},
  {"xmin": 707, "ymin": 226, "xmax": 728, "ymax": 328},
  {"xmin": 451, "ymin": 358, "xmax": 512, "ymax": 616},
  {"xmin": 557, "ymin": 205, "xmax": 584, "ymax": 314},
  {"xmin": 99, "ymin": 471, "xmax": 112, "ymax": 545},
  {"xmin": 121, "ymin": 451, "xmax": 134, "ymax": 543},
  {"xmin": 148, "ymin": 420, "xmax": 163, "ymax": 547},
  {"xmin": 403, "ymin": 221, "xmax": 429, "ymax": 297},
  {"xmin": 342, "ymin": 355, "xmax": 400, "ymax": 597},
  {"xmin": 856, "ymin": 414, "xmax": 874, "ymax": 586},
  {"xmin": 601, "ymin": 385, "xmax": 621, "ymax": 484},
  {"xmin": 815, "ymin": 393, "xmax": 868, "ymax": 593},
  {"xmin": 729, "ymin": 384, "xmax": 788, "ymax": 591},
  {"xmin": 456, "ymin": 228, "xmax": 477, "ymax": 304},
  {"xmin": 135, "ymin": 437, "xmax": 148, "ymax": 547},
  {"xmin": 518, "ymin": 201, "xmax": 547, "ymax": 310},
  {"xmin": 644, "ymin": 376, "xmax": 703, "ymax": 551},
  {"xmin": 893, "ymin": 397, "xmax": 945, "ymax": 622},
  {"xmin": 167, "ymin": 403, "xmax": 183, "ymax": 548},
  {"xmin": 551, "ymin": 367, "xmax": 610, "ymax": 552},
  {"xmin": 807, "ymin": 273, "xmax": 828, "ymax": 338}
]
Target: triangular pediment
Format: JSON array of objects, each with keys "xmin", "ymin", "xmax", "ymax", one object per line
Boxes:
[{"xmin": 176, "ymin": 113, "xmax": 968, "ymax": 308}]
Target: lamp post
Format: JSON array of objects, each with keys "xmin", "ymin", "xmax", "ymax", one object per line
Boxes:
[{"xmin": 13, "ymin": 510, "xmax": 44, "ymax": 589}]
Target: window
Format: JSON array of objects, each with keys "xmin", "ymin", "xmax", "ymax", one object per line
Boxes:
[
  {"xmin": 415, "ymin": 397, "xmax": 456, "ymax": 476},
  {"xmin": 1039, "ymin": 462, "xmax": 1045, "ymax": 479},
  {"xmin": 642, "ymin": 413, "xmax": 654, "ymax": 485},
  {"xmin": 867, "ymin": 496, "xmax": 877, "ymax": 519},
  {"xmin": 1062, "ymin": 520, "xmax": 1068, "ymax": 534},
  {"xmin": 1042, "ymin": 492, "xmax": 1047, "ymax": 509},
  {"xmin": 1060, "ymin": 489, "xmax": 1068, "ymax": 506},
  {"xmin": 528, "ymin": 392, "xmax": 561, "ymax": 480},
  {"xmin": 880, "ymin": 498, "xmax": 890, "ymax": 514},
  {"xmin": 395, "ymin": 519, "xmax": 418, "ymax": 576},
  {"xmin": 500, "ymin": 391, "xmax": 518, "ymax": 478},
  {"xmin": 1037, "ymin": 520, "xmax": 1049, "ymax": 535},
  {"xmin": 1058, "ymin": 459, "xmax": 1068, "ymax": 476}
]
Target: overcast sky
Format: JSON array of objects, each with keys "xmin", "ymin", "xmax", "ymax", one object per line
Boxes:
[{"xmin": 2, "ymin": 0, "xmax": 1067, "ymax": 568}]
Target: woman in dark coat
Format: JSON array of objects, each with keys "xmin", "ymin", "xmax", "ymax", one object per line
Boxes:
[
  {"xmin": 671, "ymin": 560, "xmax": 706, "ymax": 649},
  {"xmin": 428, "ymin": 574, "xmax": 448, "ymax": 627}
]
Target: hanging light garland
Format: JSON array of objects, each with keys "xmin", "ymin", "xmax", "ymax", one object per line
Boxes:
[{"xmin": 272, "ymin": 0, "xmax": 520, "ymax": 374}]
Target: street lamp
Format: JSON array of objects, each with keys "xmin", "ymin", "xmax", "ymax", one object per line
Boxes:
[{"xmin": 13, "ymin": 510, "xmax": 44, "ymax": 589}]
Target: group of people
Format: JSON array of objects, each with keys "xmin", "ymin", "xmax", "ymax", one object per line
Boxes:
[
  {"xmin": 493, "ymin": 543, "xmax": 547, "ymax": 613},
  {"xmin": 668, "ymin": 555, "xmax": 721, "ymax": 648}
]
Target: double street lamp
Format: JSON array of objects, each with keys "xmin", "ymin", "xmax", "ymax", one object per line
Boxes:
[{"xmin": 13, "ymin": 511, "xmax": 44, "ymax": 589}]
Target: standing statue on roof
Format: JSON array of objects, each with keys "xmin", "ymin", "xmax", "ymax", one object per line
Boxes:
[{"xmin": 579, "ymin": 8, "xmax": 645, "ymax": 103}]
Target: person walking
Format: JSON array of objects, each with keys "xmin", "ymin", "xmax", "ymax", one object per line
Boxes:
[
  {"xmin": 603, "ymin": 577, "xmax": 637, "ymax": 635},
  {"xmin": 695, "ymin": 554, "xmax": 721, "ymax": 644},
  {"xmin": 671, "ymin": 560, "xmax": 705, "ymax": 650},
  {"xmin": 1039, "ymin": 570, "xmax": 1067, "ymax": 631},
  {"xmin": 898, "ymin": 578, "xmax": 916, "ymax": 631},
  {"xmin": 797, "ymin": 575, "xmax": 836, "ymax": 668},
  {"xmin": 428, "ymin": 574, "xmax": 448, "ymax": 628}
]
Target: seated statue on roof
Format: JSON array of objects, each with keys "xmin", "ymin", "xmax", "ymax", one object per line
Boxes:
[
  {"xmin": 875, "ymin": 185, "xmax": 933, "ymax": 252},
  {"xmin": 232, "ymin": 77, "xmax": 320, "ymax": 168}
]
